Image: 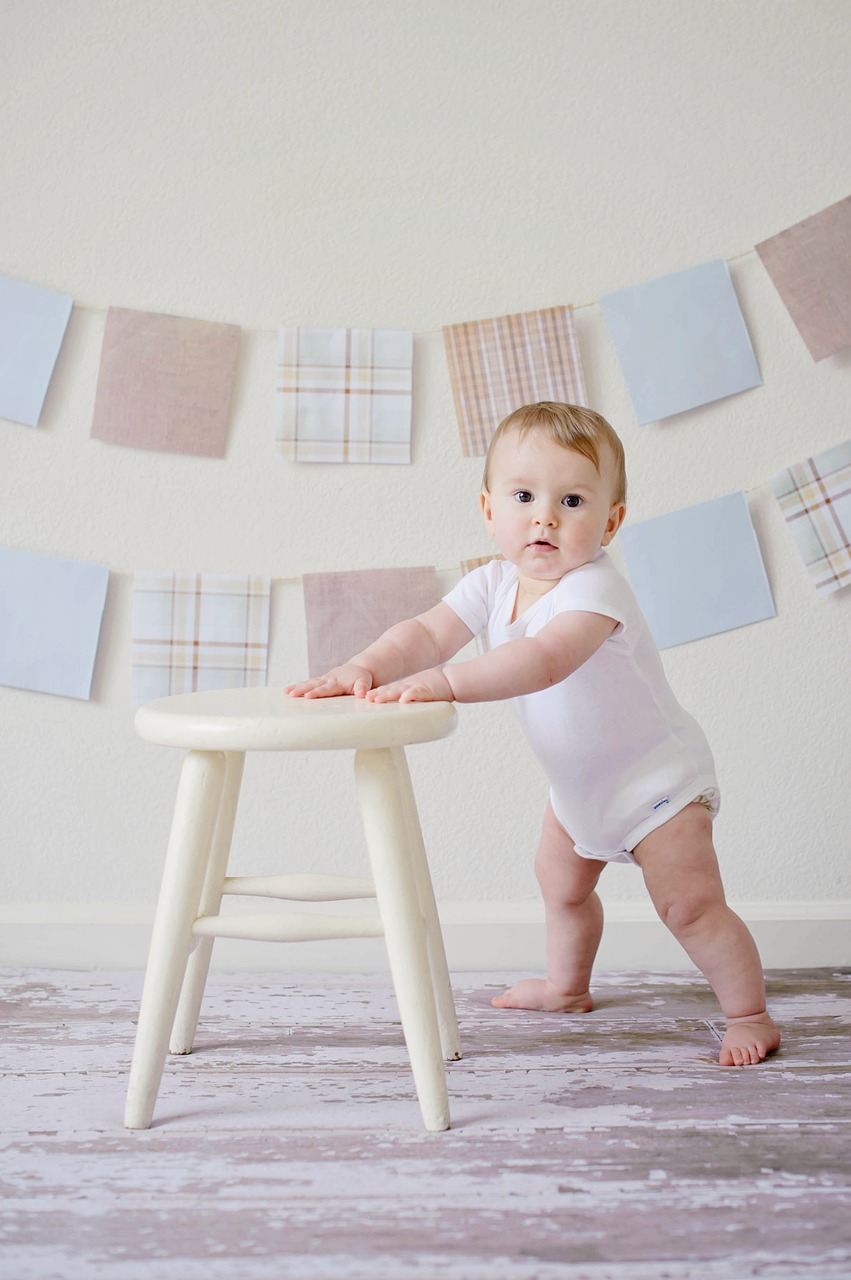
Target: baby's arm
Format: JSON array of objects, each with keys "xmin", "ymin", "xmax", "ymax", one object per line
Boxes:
[
  {"xmin": 368, "ymin": 610, "xmax": 618, "ymax": 704},
  {"xmin": 285, "ymin": 603, "xmax": 474, "ymax": 699}
]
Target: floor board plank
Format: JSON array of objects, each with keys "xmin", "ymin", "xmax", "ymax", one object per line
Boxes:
[{"xmin": 1, "ymin": 968, "xmax": 849, "ymax": 1278}]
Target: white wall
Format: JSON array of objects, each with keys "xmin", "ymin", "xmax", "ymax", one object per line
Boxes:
[{"xmin": 1, "ymin": 0, "xmax": 849, "ymax": 969}]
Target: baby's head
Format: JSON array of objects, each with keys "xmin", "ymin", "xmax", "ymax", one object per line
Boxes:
[
  {"xmin": 482, "ymin": 402, "xmax": 627, "ymax": 507},
  {"xmin": 480, "ymin": 403, "xmax": 627, "ymax": 578}
]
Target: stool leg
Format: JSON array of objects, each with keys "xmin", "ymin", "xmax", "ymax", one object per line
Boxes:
[
  {"xmin": 125, "ymin": 749, "xmax": 226, "ymax": 1130},
  {"xmin": 170, "ymin": 751, "xmax": 245, "ymax": 1055},
  {"xmin": 391, "ymin": 746, "xmax": 461, "ymax": 1062},
  {"xmin": 354, "ymin": 746, "xmax": 450, "ymax": 1132}
]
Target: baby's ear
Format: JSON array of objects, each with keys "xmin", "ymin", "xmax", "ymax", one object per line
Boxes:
[
  {"xmin": 602, "ymin": 501, "xmax": 627, "ymax": 545},
  {"xmin": 480, "ymin": 490, "xmax": 494, "ymax": 526}
]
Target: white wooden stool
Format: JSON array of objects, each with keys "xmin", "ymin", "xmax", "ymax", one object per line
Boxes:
[{"xmin": 124, "ymin": 687, "xmax": 460, "ymax": 1133}]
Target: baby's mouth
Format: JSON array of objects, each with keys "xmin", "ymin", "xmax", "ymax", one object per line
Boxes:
[{"xmin": 530, "ymin": 539, "xmax": 557, "ymax": 549}]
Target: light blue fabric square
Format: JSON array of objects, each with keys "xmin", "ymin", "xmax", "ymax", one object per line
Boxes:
[
  {"xmin": 619, "ymin": 492, "xmax": 775, "ymax": 648},
  {"xmin": 601, "ymin": 260, "xmax": 761, "ymax": 425},
  {"xmin": 0, "ymin": 547, "xmax": 110, "ymax": 698},
  {"xmin": 0, "ymin": 275, "xmax": 74, "ymax": 427}
]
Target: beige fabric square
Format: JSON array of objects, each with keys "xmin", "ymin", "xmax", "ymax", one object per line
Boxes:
[
  {"xmin": 756, "ymin": 196, "xmax": 851, "ymax": 361},
  {"xmin": 302, "ymin": 566, "xmax": 440, "ymax": 676},
  {"xmin": 443, "ymin": 306, "xmax": 586, "ymax": 456},
  {"xmin": 92, "ymin": 308, "xmax": 241, "ymax": 456}
]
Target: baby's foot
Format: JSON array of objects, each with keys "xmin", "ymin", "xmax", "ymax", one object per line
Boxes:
[
  {"xmin": 491, "ymin": 978, "xmax": 594, "ymax": 1013},
  {"xmin": 719, "ymin": 1011, "xmax": 781, "ymax": 1066}
]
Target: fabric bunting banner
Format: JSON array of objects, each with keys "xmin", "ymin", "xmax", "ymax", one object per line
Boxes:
[
  {"xmin": 756, "ymin": 196, "xmax": 851, "ymax": 362},
  {"xmin": 771, "ymin": 440, "xmax": 851, "ymax": 594},
  {"xmin": 443, "ymin": 306, "xmax": 586, "ymax": 457},
  {"xmin": 276, "ymin": 327, "xmax": 414, "ymax": 464},
  {"xmin": 91, "ymin": 308, "xmax": 241, "ymax": 457},
  {"xmin": 132, "ymin": 571, "xmax": 271, "ymax": 703},
  {"xmin": 302, "ymin": 566, "xmax": 440, "ymax": 676}
]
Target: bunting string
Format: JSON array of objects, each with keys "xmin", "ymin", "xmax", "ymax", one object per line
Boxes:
[{"xmin": 49, "ymin": 248, "xmax": 761, "ymax": 334}]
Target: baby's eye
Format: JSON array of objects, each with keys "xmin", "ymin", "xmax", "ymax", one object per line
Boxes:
[
  {"xmin": 562, "ymin": 494, "xmax": 582, "ymax": 508},
  {"xmin": 513, "ymin": 491, "xmax": 534, "ymax": 504}
]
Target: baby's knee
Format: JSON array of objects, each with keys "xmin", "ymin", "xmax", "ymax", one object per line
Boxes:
[
  {"xmin": 535, "ymin": 861, "xmax": 599, "ymax": 908},
  {"xmin": 656, "ymin": 889, "xmax": 719, "ymax": 936}
]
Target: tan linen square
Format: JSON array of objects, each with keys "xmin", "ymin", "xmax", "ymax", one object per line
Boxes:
[
  {"xmin": 443, "ymin": 306, "xmax": 586, "ymax": 456},
  {"xmin": 756, "ymin": 195, "xmax": 851, "ymax": 361},
  {"xmin": 92, "ymin": 308, "xmax": 241, "ymax": 456},
  {"xmin": 303, "ymin": 567, "xmax": 440, "ymax": 676}
]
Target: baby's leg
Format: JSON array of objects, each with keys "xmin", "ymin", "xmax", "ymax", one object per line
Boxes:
[
  {"xmin": 492, "ymin": 803, "xmax": 606, "ymax": 1012},
  {"xmin": 633, "ymin": 804, "xmax": 781, "ymax": 1066}
]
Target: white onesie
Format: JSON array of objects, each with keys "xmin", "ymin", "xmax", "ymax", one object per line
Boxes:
[{"xmin": 443, "ymin": 550, "xmax": 719, "ymax": 865}]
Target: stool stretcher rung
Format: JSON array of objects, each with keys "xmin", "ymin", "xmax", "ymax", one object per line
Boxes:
[
  {"xmin": 192, "ymin": 911, "xmax": 385, "ymax": 943},
  {"xmin": 222, "ymin": 873, "xmax": 376, "ymax": 901}
]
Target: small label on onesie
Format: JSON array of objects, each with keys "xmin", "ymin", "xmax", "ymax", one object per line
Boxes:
[{"xmin": 652, "ymin": 796, "xmax": 670, "ymax": 811}]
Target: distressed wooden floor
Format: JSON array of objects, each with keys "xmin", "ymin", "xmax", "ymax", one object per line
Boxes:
[{"xmin": 1, "ymin": 968, "xmax": 850, "ymax": 1280}]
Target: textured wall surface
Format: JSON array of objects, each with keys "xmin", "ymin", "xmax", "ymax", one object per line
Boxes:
[{"xmin": 1, "ymin": 0, "xmax": 849, "ymax": 927}]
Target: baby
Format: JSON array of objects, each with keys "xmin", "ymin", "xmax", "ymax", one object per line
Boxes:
[{"xmin": 287, "ymin": 401, "xmax": 780, "ymax": 1067}]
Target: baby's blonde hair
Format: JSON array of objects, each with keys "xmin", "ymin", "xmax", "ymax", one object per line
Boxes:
[{"xmin": 482, "ymin": 402, "xmax": 627, "ymax": 506}]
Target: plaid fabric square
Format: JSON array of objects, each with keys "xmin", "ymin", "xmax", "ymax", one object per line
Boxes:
[
  {"xmin": 756, "ymin": 196, "xmax": 851, "ymax": 361},
  {"xmin": 771, "ymin": 440, "xmax": 851, "ymax": 594},
  {"xmin": 276, "ymin": 327, "xmax": 413, "ymax": 463},
  {"xmin": 302, "ymin": 566, "xmax": 440, "ymax": 676},
  {"xmin": 91, "ymin": 308, "xmax": 241, "ymax": 456},
  {"xmin": 132, "ymin": 572, "xmax": 271, "ymax": 703},
  {"xmin": 443, "ymin": 307, "xmax": 587, "ymax": 457}
]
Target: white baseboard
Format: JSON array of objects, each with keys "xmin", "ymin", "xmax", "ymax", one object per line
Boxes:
[{"xmin": 0, "ymin": 900, "xmax": 848, "ymax": 972}]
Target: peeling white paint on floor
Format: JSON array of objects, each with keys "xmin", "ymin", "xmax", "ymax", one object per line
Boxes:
[{"xmin": 1, "ymin": 968, "xmax": 850, "ymax": 1279}]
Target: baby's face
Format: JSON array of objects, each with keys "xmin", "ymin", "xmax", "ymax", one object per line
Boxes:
[{"xmin": 481, "ymin": 432, "xmax": 626, "ymax": 583}]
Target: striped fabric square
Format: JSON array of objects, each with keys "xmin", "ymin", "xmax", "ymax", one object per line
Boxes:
[
  {"xmin": 276, "ymin": 327, "xmax": 413, "ymax": 463},
  {"xmin": 771, "ymin": 440, "xmax": 851, "ymax": 594},
  {"xmin": 132, "ymin": 572, "xmax": 271, "ymax": 703},
  {"xmin": 756, "ymin": 196, "xmax": 851, "ymax": 361},
  {"xmin": 302, "ymin": 566, "xmax": 440, "ymax": 676},
  {"xmin": 91, "ymin": 308, "xmax": 241, "ymax": 456},
  {"xmin": 443, "ymin": 307, "xmax": 586, "ymax": 457}
]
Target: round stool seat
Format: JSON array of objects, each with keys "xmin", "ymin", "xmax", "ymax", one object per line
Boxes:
[{"xmin": 135, "ymin": 686, "xmax": 457, "ymax": 752}]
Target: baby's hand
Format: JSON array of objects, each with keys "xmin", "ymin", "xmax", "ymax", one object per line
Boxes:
[
  {"xmin": 285, "ymin": 664, "xmax": 374, "ymax": 699},
  {"xmin": 366, "ymin": 668, "xmax": 454, "ymax": 704}
]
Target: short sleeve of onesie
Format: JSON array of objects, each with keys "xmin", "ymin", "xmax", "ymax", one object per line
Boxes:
[{"xmin": 442, "ymin": 561, "xmax": 506, "ymax": 638}]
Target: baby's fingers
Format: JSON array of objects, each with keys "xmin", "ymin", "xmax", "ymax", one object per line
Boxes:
[
  {"xmin": 366, "ymin": 684, "xmax": 403, "ymax": 703},
  {"xmin": 285, "ymin": 679, "xmax": 318, "ymax": 697},
  {"xmin": 398, "ymin": 685, "xmax": 435, "ymax": 703}
]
